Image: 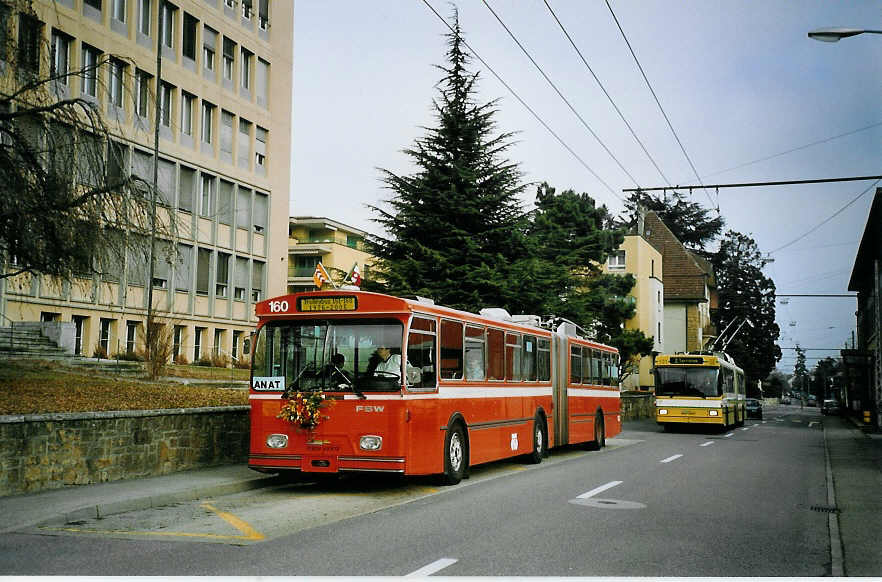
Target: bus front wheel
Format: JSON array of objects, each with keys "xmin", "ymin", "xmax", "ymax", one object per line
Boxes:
[
  {"xmin": 441, "ymin": 424, "xmax": 467, "ymax": 485},
  {"xmin": 585, "ymin": 413, "xmax": 605, "ymax": 451}
]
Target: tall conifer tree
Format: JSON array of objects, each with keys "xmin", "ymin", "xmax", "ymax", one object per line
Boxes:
[{"xmin": 366, "ymin": 12, "xmax": 527, "ymax": 312}]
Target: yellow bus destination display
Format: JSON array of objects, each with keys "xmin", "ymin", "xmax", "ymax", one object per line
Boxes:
[
  {"xmin": 297, "ymin": 296, "xmax": 358, "ymax": 312},
  {"xmin": 669, "ymin": 356, "xmax": 707, "ymax": 365}
]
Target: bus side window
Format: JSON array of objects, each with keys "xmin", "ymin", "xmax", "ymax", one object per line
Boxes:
[
  {"xmin": 581, "ymin": 346, "xmax": 591, "ymax": 384},
  {"xmin": 487, "ymin": 328, "xmax": 505, "ymax": 380},
  {"xmin": 537, "ymin": 338, "xmax": 551, "ymax": 382},
  {"xmin": 465, "ymin": 325, "xmax": 486, "ymax": 381},
  {"xmin": 506, "ymin": 333, "xmax": 522, "ymax": 381},
  {"xmin": 570, "ymin": 345, "xmax": 582, "ymax": 384},
  {"xmin": 601, "ymin": 352, "xmax": 611, "ymax": 386},
  {"xmin": 610, "ymin": 354, "xmax": 619, "ymax": 385},
  {"xmin": 522, "ymin": 335, "xmax": 537, "ymax": 381},
  {"xmin": 440, "ymin": 320, "xmax": 463, "ymax": 380},
  {"xmin": 591, "ymin": 350, "xmax": 601, "ymax": 385},
  {"xmin": 408, "ymin": 317, "xmax": 437, "ymax": 389}
]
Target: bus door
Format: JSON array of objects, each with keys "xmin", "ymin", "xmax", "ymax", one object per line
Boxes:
[
  {"xmin": 551, "ymin": 332, "xmax": 569, "ymax": 447},
  {"xmin": 404, "ymin": 316, "xmax": 439, "ymax": 474}
]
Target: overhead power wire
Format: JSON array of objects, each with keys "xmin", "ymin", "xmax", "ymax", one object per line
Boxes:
[
  {"xmin": 481, "ymin": 0, "xmax": 640, "ymax": 188},
  {"xmin": 702, "ymin": 120, "xmax": 882, "ymax": 179},
  {"xmin": 770, "ymin": 179, "xmax": 881, "ymax": 254},
  {"xmin": 543, "ymin": 0, "xmax": 671, "ymax": 188},
  {"xmin": 420, "ymin": 0, "xmax": 621, "ymax": 201},
  {"xmin": 604, "ymin": 0, "xmax": 717, "ymax": 210}
]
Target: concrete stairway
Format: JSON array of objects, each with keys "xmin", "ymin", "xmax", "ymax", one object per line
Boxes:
[{"xmin": 0, "ymin": 323, "xmax": 74, "ymax": 359}]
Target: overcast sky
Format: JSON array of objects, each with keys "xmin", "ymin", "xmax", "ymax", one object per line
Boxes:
[{"xmin": 291, "ymin": 1, "xmax": 882, "ymax": 375}]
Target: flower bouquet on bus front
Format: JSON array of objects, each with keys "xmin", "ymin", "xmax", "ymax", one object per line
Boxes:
[{"xmin": 277, "ymin": 391, "xmax": 334, "ymax": 430}]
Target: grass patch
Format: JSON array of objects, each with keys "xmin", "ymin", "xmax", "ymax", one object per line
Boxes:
[{"xmin": 0, "ymin": 360, "xmax": 248, "ymax": 415}]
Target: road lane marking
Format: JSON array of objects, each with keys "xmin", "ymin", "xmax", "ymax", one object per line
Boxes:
[
  {"xmin": 576, "ymin": 480, "xmax": 623, "ymax": 499},
  {"xmin": 660, "ymin": 454, "xmax": 683, "ymax": 463},
  {"xmin": 809, "ymin": 421, "xmax": 819, "ymax": 428},
  {"xmin": 700, "ymin": 441, "xmax": 714, "ymax": 447},
  {"xmin": 38, "ymin": 503, "xmax": 265, "ymax": 542},
  {"xmin": 201, "ymin": 503, "xmax": 265, "ymax": 541},
  {"xmin": 406, "ymin": 558, "xmax": 457, "ymax": 577},
  {"xmin": 724, "ymin": 432, "xmax": 735, "ymax": 438},
  {"xmin": 741, "ymin": 427, "xmax": 750, "ymax": 431}
]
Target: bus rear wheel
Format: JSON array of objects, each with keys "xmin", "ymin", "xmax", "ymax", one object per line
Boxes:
[
  {"xmin": 585, "ymin": 413, "xmax": 605, "ymax": 451},
  {"xmin": 526, "ymin": 416, "xmax": 545, "ymax": 464},
  {"xmin": 441, "ymin": 424, "xmax": 466, "ymax": 485}
]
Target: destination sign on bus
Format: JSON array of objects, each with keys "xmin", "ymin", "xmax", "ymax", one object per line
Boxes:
[
  {"xmin": 297, "ymin": 296, "xmax": 358, "ymax": 312},
  {"xmin": 669, "ymin": 356, "xmax": 707, "ymax": 365}
]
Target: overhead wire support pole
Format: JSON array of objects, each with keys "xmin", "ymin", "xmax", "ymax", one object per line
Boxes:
[{"xmin": 622, "ymin": 175, "xmax": 882, "ymax": 193}]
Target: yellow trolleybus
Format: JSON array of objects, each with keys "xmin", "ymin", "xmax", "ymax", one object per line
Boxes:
[{"xmin": 654, "ymin": 352, "xmax": 745, "ymax": 430}]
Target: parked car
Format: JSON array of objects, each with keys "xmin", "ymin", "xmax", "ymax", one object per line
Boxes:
[
  {"xmin": 745, "ymin": 398, "xmax": 763, "ymax": 419},
  {"xmin": 821, "ymin": 399, "xmax": 841, "ymax": 416},
  {"xmin": 781, "ymin": 396, "xmax": 791, "ymax": 405},
  {"xmin": 807, "ymin": 396, "xmax": 817, "ymax": 407}
]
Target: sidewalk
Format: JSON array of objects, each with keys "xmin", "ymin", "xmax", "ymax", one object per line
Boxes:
[
  {"xmin": 0, "ymin": 464, "xmax": 281, "ymax": 534},
  {"xmin": 825, "ymin": 414, "xmax": 882, "ymax": 576}
]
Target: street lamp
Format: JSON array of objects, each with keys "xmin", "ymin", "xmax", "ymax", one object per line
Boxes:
[{"xmin": 808, "ymin": 27, "xmax": 882, "ymax": 42}]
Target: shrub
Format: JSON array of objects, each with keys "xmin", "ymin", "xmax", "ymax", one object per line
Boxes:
[
  {"xmin": 174, "ymin": 354, "xmax": 189, "ymax": 365},
  {"xmin": 196, "ymin": 356, "xmax": 214, "ymax": 367},
  {"xmin": 233, "ymin": 356, "xmax": 251, "ymax": 369},
  {"xmin": 211, "ymin": 353, "xmax": 231, "ymax": 368},
  {"xmin": 92, "ymin": 346, "xmax": 108, "ymax": 359}
]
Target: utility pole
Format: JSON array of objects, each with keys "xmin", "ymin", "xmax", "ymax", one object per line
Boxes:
[{"xmin": 146, "ymin": 0, "xmax": 165, "ymax": 362}]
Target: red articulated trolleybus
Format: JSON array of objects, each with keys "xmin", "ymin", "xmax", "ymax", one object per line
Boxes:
[{"xmin": 248, "ymin": 290, "xmax": 621, "ymax": 484}]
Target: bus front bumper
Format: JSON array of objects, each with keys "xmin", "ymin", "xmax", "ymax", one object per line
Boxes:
[{"xmin": 656, "ymin": 408, "xmax": 726, "ymax": 424}]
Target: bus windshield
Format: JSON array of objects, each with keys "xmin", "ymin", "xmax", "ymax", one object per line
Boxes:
[
  {"xmin": 655, "ymin": 367, "xmax": 720, "ymax": 397},
  {"xmin": 252, "ymin": 319, "xmax": 404, "ymax": 393}
]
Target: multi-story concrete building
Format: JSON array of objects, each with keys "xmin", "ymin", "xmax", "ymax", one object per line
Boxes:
[
  {"xmin": 0, "ymin": 0, "xmax": 292, "ymax": 363},
  {"xmin": 287, "ymin": 217, "xmax": 374, "ymax": 294},
  {"xmin": 603, "ymin": 211, "xmax": 664, "ymax": 391}
]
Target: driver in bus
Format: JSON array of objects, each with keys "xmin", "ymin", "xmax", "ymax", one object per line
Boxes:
[
  {"xmin": 322, "ymin": 353, "xmax": 352, "ymax": 386},
  {"xmin": 372, "ymin": 346, "xmax": 422, "ymax": 385}
]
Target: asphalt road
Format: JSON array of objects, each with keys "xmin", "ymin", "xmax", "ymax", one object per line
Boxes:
[{"xmin": 1, "ymin": 405, "xmax": 832, "ymax": 576}]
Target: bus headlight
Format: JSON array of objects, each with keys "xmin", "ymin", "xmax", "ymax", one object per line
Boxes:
[
  {"xmin": 709, "ymin": 410, "xmax": 719, "ymax": 417},
  {"xmin": 266, "ymin": 434, "xmax": 289, "ymax": 449},
  {"xmin": 359, "ymin": 435, "xmax": 383, "ymax": 451},
  {"xmin": 658, "ymin": 409, "xmax": 668, "ymax": 415}
]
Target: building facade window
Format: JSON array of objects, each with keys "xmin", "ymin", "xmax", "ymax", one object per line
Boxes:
[
  {"xmin": 200, "ymin": 173, "xmax": 215, "ymax": 217},
  {"xmin": 203, "ymin": 26, "xmax": 217, "ymax": 71},
  {"xmin": 112, "ymin": 0, "xmax": 126, "ymax": 22},
  {"xmin": 81, "ymin": 44, "xmax": 100, "ymax": 97},
  {"xmin": 201, "ymin": 101, "xmax": 215, "ymax": 144},
  {"xmin": 18, "ymin": 14, "xmax": 42, "ymax": 74},
  {"xmin": 135, "ymin": 69, "xmax": 152, "ymax": 117},
  {"xmin": 222, "ymin": 37, "xmax": 235, "ymax": 81},
  {"xmin": 51, "ymin": 30, "xmax": 71, "ymax": 83},
  {"xmin": 182, "ymin": 12, "xmax": 198, "ymax": 60},
  {"xmin": 138, "ymin": 0, "xmax": 151, "ymax": 36},
  {"xmin": 109, "ymin": 58, "xmax": 126, "ymax": 107},
  {"xmin": 181, "ymin": 91, "xmax": 194, "ymax": 135},
  {"xmin": 161, "ymin": 2, "xmax": 176, "ymax": 49},
  {"xmin": 217, "ymin": 252, "xmax": 230, "ymax": 297},
  {"xmin": 607, "ymin": 250, "xmax": 626, "ymax": 270},
  {"xmin": 255, "ymin": 126, "xmax": 267, "ymax": 169},
  {"xmin": 159, "ymin": 82, "xmax": 173, "ymax": 127},
  {"xmin": 240, "ymin": 47, "xmax": 252, "ymax": 90}
]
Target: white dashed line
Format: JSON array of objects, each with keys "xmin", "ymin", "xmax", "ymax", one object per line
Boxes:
[
  {"xmin": 406, "ymin": 558, "xmax": 458, "ymax": 577},
  {"xmin": 724, "ymin": 432, "xmax": 735, "ymax": 438},
  {"xmin": 660, "ymin": 454, "xmax": 683, "ymax": 463},
  {"xmin": 700, "ymin": 441, "xmax": 714, "ymax": 447},
  {"xmin": 576, "ymin": 480, "xmax": 623, "ymax": 499}
]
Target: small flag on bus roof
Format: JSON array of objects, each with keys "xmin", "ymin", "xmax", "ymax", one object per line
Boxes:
[
  {"xmin": 313, "ymin": 262, "xmax": 333, "ymax": 289},
  {"xmin": 346, "ymin": 263, "xmax": 362, "ymax": 287}
]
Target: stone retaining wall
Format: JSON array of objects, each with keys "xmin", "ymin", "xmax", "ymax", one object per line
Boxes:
[
  {"xmin": 621, "ymin": 392, "xmax": 655, "ymax": 420},
  {"xmin": 0, "ymin": 406, "xmax": 249, "ymax": 496}
]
